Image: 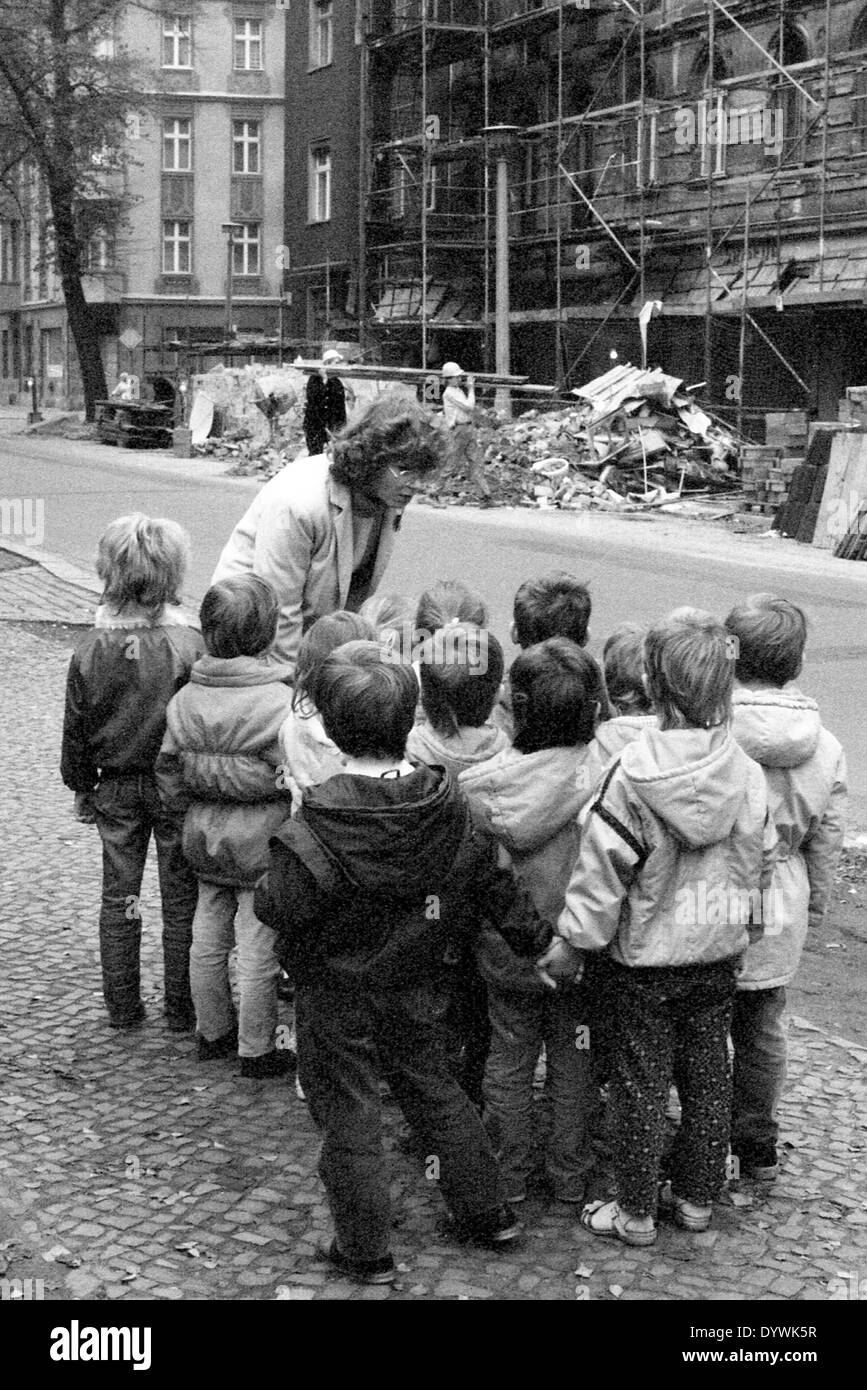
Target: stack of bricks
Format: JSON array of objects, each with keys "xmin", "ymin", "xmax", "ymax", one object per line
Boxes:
[{"xmin": 738, "ymin": 411, "xmax": 809, "ymax": 516}]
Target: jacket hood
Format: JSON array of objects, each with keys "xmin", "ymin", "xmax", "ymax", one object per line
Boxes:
[
  {"xmin": 408, "ymin": 719, "xmax": 509, "ymax": 773},
  {"xmin": 620, "ymin": 725, "xmax": 757, "ymax": 849},
  {"xmin": 191, "ymin": 655, "xmax": 294, "ymax": 687},
  {"xmin": 731, "ymin": 686, "xmax": 821, "ymax": 769},
  {"xmin": 594, "ymin": 714, "xmax": 658, "ymax": 762},
  {"xmin": 459, "ymin": 744, "xmax": 601, "ymax": 852},
  {"xmin": 300, "ymin": 763, "xmax": 467, "ymax": 899}
]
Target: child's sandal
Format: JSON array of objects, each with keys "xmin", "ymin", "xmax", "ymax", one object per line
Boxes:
[{"xmin": 580, "ymin": 1199, "xmax": 657, "ymax": 1248}]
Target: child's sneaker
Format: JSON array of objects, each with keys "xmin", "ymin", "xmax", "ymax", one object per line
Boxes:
[
  {"xmin": 671, "ymin": 1195, "xmax": 713, "ymax": 1232},
  {"xmin": 320, "ymin": 1239, "xmax": 396, "ymax": 1286},
  {"xmin": 196, "ymin": 1026, "xmax": 238, "ymax": 1061},
  {"xmin": 445, "ymin": 1204, "xmax": 522, "ymax": 1248},
  {"xmin": 733, "ymin": 1145, "xmax": 779, "ymax": 1182},
  {"xmin": 239, "ymin": 1049, "xmax": 295, "ymax": 1079}
]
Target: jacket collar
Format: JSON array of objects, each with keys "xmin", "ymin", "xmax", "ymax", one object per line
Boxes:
[
  {"xmin": 95, "ymin": 602, "xmax": 194, "ymax": 630},
  {"xmin": 325, "ymin": 467, "xmax": 401, "ymax": 605}
]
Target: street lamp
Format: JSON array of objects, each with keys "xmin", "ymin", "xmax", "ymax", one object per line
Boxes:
[
  {"xmin": 221, "ymin": 222, "xmax": 243, "ymax": 344},
  {"xmin": 482, "ymin": 125, "xmax": 520, "ymax": 418}
]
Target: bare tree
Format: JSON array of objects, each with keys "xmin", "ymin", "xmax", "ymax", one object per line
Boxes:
[{"xmin": 0, "ymin": 1, "xmax": 142, "ymax": 418}]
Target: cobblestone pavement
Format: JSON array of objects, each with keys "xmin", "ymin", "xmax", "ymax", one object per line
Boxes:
[{"xmin": 1, "ymin": 610, "xmax": 866, "ymax": 1303}]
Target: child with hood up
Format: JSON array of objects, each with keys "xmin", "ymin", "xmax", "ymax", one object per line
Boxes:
[{"xmin": 724, "ymin": 594, "xmax": 846, "ymax": 1181}]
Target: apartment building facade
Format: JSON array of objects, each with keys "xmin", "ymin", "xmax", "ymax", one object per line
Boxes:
[
  {"xmin": 282, "ymin": 0, "xmax": 363, "ymax": 351},
  {"xmin": 280, "ymin": 1, "xmax": 867, "ymax": 420},
  {"xmin": 0, "ymin": 0, "xmax": 286, "ymax": 408}
]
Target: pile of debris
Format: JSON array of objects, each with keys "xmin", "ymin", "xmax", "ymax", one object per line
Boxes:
[
  {"xmin": 420, "ymin": 364, "xmax": 741, "ymax": 511},
  {"xmin": 191, "ymin": 361, "xmax": 742, "ymax": 514}
]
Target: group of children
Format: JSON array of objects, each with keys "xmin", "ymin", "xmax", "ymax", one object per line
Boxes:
[{"xmin": 60, "ymin": 513, "xmax": 846, "ymax": 1281}]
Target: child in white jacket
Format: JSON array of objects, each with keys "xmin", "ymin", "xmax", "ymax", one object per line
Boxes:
[
  {"xmin": 592, "ymin": 623, "xmax": 658, "ymax": 763},
  {"xmin": 278, "ymin": 611, "xmax": 375, "ymax": 813},
  {"xmin": 538, "ymin": 609, "xmax": 777, "ymax": 1246},
  {"xmin": 725, "ymin": 594, "xmax": 846, "ymax": 1181}
]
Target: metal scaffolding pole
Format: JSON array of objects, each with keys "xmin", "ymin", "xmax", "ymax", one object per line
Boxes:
[
  {"xmin": 555, "ymin": 0, "xmax": 564, "ymax": 386},
  {"xmin": 421, "ymin": 11, "xmax": 428, "ymax": 369},
  {"xmin": 703, "ymin": 0, "xmax": 715, "ymax": 399},
  {"xmin": 818, "ymin": 0, "xmax": 832, "ymax": 292}
]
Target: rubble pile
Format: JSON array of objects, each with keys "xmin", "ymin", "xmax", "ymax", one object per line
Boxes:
[
  {"xmin": 419, "ymin": 364, "xmax": 742, "ymax": 510},
  {"xmin": 191, "ymin": 362, "xmax": 742, "ymax": 513}
]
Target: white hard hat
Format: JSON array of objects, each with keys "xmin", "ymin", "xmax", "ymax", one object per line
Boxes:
[
  {"xmin": 322, "ymin": 349, "xmax": 343, "ymax": 365},
  {"xmin": 441, "ymin": 361, "xmax": 464, "ymax": 377}
]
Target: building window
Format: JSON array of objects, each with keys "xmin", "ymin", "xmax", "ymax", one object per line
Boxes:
[
  {"xmin": 232, "ymin": 223, "xmax": 260, "ymax": 276},
  {"xmin": 234, "ymin": 18, "xmax": 263, "ymax": 71},
  {"xmin": 309, "ymin": 1, "xmax": 333, "ymax": 69},
  {"xmin": 163, "ymin": 219, "xmax": 191, "ymax": 274},
  {"xmin": 163, "ymin": 14, "xmax": 192, "ymax": 69},
  {"xmin": 2, "ymin": 330, "xmax": 9, "ymax": 379},
  {"xmin": 85, "ymin": 227, "xmax": 116, "ymax": 272},
  {"xmin": 309, "ymin": 144, "xmax": 331, "ymax": 222},
  {"xmin": 232, "ymin": 119, "xmax": 261, "ymax": 173},
  {"xmin": 163, "ymin": 117, "xmax": 192, "ymax": 172}
]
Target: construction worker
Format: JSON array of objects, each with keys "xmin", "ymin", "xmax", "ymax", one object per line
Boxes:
[
  {"xmin": 440, "ymin": 361, "xmax": 491, "ymax": 503},
  {"xmin": 303, "ymin": 349, "xmax": 354, "ymax": 456}
]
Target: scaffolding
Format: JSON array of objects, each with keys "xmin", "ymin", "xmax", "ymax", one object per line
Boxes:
[{"xmin": 358, "ymin": 1, "xmax": 867, "ymax": 415}]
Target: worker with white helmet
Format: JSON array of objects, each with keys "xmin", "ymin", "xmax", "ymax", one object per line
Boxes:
[{"xmin": 440, "ymin": 361, "xmax": 491, "ymax": 502}]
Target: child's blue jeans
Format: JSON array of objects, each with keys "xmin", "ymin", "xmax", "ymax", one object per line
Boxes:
[
  {"xmin": 731, "ymin": 986, "xmax": 787, "ymax": 1157},
  {"xmin": 296, "ymin": 979, "xmax": 504, "ymax": 1263},
  {"xmin": 483, "ymin": 982, "xmax": 598, "ymax": 1202},
  {"xmin": 93, "ymin": 772, "xmax": 197, "ymax": 1025},
  {"xmin": 190, "ymin": 882, "xmax": 281, "ymax": 1056}
]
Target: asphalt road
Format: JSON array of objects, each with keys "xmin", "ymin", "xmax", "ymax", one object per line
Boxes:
[{"xmin": 3, "ymin": 427, "xmax": 866, "ymax": 827}]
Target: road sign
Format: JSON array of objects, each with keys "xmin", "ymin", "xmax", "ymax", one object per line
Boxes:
[{"xmin": 119, "ymin": 328, "xmax": 142, "ymax": 351}]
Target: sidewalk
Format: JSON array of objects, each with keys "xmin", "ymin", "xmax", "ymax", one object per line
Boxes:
[{"xmin": 1, "ymin": 568, "xmax": 866, "ymax": 1301}]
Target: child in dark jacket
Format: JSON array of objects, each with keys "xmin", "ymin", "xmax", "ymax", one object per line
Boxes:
[
  {"xmin": 539, "ymin": 609, "xmax": 777, "ymax": 1246},
  {"xmin": 156, "ymin": 575, "xmax": 294, "ymax": 1078},
  {"xmin": 725, "ymin": 595, "xmax": 846, "ymax": 1180},
  {"xmin": 60, "ymin": 513, "xmax": 203, "ymax": 1031},
  {"xmin": 255, "ymin": 640, "xmax": 519, "ymax": 1284},
  {"xmin": 459, "ymin": 639, "xmax": 605, "ymax": 1204}
]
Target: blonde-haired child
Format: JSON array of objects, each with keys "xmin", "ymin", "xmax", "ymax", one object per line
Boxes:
[{"xmin": 61, "ymin": 513, "xmax": 203, "ymax": 1030}]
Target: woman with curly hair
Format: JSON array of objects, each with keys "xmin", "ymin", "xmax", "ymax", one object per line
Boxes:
[{"xmin": 211, "ymin": 392, "xmax": 447, "ymax": 674}]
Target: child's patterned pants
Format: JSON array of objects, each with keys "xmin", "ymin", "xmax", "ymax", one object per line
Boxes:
[{"xmin": 607, "ymin": 957, "xmax": 738, "ymax": 1217}]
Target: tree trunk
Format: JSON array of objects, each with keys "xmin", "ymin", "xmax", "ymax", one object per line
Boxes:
[{"xmin": 48, "ymin": 179, "xmax": 107, "ymax": 421}]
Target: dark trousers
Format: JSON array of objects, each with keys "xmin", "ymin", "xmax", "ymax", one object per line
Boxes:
[
  {"xmin": 296, "ymin": 980, "xmax": 504, "ymax": 1262},
  {"xmin": 607, "ymin": 958, "xmax": 737, "ymax": 1217},
  {"xmin": 731, "ymin": 986, "xmax": 787, "ymax": 1156},
  {"xmin": 93, "ymin": 773, "xmax": 197, "ymax": 1025}
]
